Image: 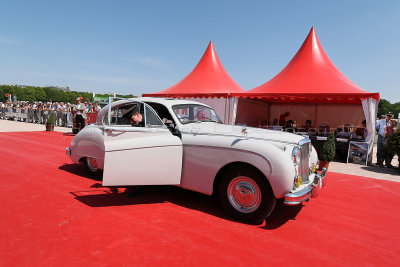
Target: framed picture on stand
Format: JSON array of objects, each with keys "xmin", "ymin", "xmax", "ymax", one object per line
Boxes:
[{"xmin": 347, "ymin": 141, "xmax": 369, "ymax": 165}]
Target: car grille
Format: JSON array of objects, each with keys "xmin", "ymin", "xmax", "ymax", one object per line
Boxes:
[{"xmin": 299, "ymin": 141, "xmax": 310, "ymax": 183}]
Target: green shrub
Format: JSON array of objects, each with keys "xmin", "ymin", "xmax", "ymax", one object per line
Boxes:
[
  {"xmin": 386, "ymin": 129, "xmax": 400, "ymax": 156},
  {"xmin": 46, "ymin": 112, "xmax": 55, "ymax": 126},
  {"xmin": 319, "ymin": 132, "xmax": 336, "ymax": 162}
]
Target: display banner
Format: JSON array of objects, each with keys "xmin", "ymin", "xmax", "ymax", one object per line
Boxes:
[
  {"xmin": 94, "ymin": 96, "xmax": 109, "ymax": 103},
  {"xmin": 347, "ymin": 141, "xmax": 369, "ymax": 165}
]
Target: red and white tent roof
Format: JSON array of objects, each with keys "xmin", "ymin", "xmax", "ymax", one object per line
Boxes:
[
  {"xmin": 235, "ymin": 27, "xmax": 379, "ymax": 103},
  {"xmin": 143, "ymin": 41, "xmax": 244, "ymax": 98}
]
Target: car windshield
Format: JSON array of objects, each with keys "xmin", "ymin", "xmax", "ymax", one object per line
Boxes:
[{"xmin": 172, "ymin": 104, "xmax": 223, "ymax": 124}]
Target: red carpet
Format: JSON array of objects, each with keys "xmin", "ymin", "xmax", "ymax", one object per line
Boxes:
[{"xmin": 0, "ymin": 131, "xmax": 399, "ymax": 266}]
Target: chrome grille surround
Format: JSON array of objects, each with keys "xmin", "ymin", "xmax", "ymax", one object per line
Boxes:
[{"xmin": 298, "ymin": 139, "xmax": 311, "ymax": 183}]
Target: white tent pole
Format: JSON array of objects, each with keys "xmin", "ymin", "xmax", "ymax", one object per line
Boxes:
[
  {"xmin": 231, "ymin": 97, "xmax": 237, "ymax": 125},
  {"xmin": 361, "ymin": 98, "xmax": 379, "ymax": 164}
]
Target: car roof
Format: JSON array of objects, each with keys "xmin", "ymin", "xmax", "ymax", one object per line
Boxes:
[
  {"xmin": 96, "ymin": 97, "xmax": 213, "ymax": 125},
  {"xmin": 128, "ymin": 97, "xmax": 212, "ymax": 109},
  {"xmin": 103, "ymin": 97, "xmax": 210, "ymax": 107}
]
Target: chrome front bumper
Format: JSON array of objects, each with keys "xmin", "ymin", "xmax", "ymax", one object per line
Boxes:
[{"xmin": 283, "ymin": 168, "xmax": 327, "ymax": 205}]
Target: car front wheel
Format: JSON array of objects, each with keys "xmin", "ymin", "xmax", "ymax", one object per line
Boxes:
[{"xmin": 218, "ymin": 165, "xmax": 276, "ymax": 224}]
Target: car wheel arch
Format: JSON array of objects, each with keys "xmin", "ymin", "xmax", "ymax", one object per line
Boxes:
[{"xmin": 212, "ymin": 161, "xmax": 273, "ymax": 197}]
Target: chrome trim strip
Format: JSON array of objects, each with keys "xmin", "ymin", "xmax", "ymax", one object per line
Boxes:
[
  {"xmin": 104, "ymin": 127, "xmax": 168, "ymax": 133},
  {"xmin": 298, "ymin": 138, "xmax": 311, "ymax": 146},
  {"xmin": 180, "ymin": 131, "xmax": 299, "ymax": 145},
  {"xmin": 283, "ymin": 186, "xmax": 312, "ymax": 205},
  {"xmin": 106, "ymin": 144, "xmax": 182, "ymax": 153}
]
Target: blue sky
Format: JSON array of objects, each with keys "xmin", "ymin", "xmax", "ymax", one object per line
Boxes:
[{"xmin": 1, "ymin": 0, "xmax": 399, "ymax": 102}]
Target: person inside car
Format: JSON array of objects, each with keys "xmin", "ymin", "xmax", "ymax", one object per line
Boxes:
[
  {"xmin": 120, "ymin": 105, "xmax": 143, "ymax": 126},
  {"xmin": 130, "ymin": 109, "xmax": 143, "ymax": 126}
]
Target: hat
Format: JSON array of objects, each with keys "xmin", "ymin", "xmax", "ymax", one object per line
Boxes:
[
  {"xmin": 76, "ymin": 97, "xmax": 81, "ymax": 101},
  {"xmin": 386, "ymin": 111, "xmax": 394, "ymax": 117}
]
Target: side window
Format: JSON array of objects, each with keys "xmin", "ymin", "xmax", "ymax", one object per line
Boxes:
[
  {"xmin": 145, "ymin": 105, "xmax": 163, "ymax": 127},
  {"xmin": 103, "ymin": 103, "xmax": 142, "ymax": 126}
]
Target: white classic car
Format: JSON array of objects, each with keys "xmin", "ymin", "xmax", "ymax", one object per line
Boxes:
[{"xmin": 66, "ymin": 97, "xmax": 327, "ymax": 223}]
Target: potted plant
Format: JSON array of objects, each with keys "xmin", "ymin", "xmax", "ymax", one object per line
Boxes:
[
  {"xmin": 46, "ymin": 112, "xmax": 55, "ymax": 131},
  {"xmin": 386, "ymin": 129, "xmax": 400, "ymax": 170},
  {"xmin": 318, "ymin": 132, "xmax": 336, "ymax": 170}
]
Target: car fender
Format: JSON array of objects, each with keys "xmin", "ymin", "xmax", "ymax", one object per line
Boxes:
[
  {"xmin": 70, "ymin": 125, "xmax": 105, "ymax": 168},
  {"xmin": 180, "ymin": 133, "xmax": 295, "ymax": 198}
]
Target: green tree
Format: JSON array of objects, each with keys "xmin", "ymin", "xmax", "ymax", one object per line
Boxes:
[
  {"xmin": 377, "ymin": 98, "xmax": 400, "ymax": 119},
  {"xmin": 0, "ymin": 84, "xmax": 136, "ymax": 103},
  {"xmin": 378, "ymin": 99, "xmax": 392, "ymax": 118}
]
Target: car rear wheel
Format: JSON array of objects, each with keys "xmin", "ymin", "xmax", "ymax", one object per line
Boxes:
[
  {"xmin": 85, "ymin": 157, "xmax": 102, "ymax": 177},
  {"xmin": 218, "ymin": 164, "xmax": 276, "ymax": 224}
]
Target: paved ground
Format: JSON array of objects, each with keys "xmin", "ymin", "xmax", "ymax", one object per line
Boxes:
[
  {"xmin": 0, "ymin": 119, "xmax": 71, "ymax": 133},
  {"xmin": 330, "ymin": 140, "xmax": 399, "ymax": 182},
  {"xmin": 1, "ymin": 119, "xmax": 398, "ymax": 182},
  {"xmin": 330, "ymin": 160, "xmax": 399, "ymax": 182}
]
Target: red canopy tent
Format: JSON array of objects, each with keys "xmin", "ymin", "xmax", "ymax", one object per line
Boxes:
[
  {"xmin": 143, "ymin": 42, "xmax": 244, "ymax": 124},
  {"xmin": 235, "ymin": 27, "xmax": 379, "ymax": 104},
  {"xmin": 233, "ymin": 27, "xmax": 379, "ymax": 160}
]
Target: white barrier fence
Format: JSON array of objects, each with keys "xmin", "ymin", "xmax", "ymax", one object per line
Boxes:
[{"xmin": 0, "ymin": 108, "xmax": 73, "ymax": 127}]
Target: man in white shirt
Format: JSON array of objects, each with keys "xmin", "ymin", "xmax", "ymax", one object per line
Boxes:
[
  {"xmin": 375, "ymin": 112, "xmax": 393, "ymax": 166},
  {"xmin": 73, "ymin": 98, "xmax": 87, "ymax": 132}
]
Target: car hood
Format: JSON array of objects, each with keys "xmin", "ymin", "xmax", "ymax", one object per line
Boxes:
[{"xmin": 179, "ymin": 123, "xmax": 304, "ymax": 145}]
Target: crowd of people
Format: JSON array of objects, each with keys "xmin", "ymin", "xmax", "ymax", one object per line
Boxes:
[
  {"xmin": 257, "ymin": 114, "xmax": 369, "ymax": 141},
  {"xmin": 257, "ymin": 111, "xmax": 399, "ymax": 168},
  {"xmin": 0, "ymin": 99, "xmax": 101, "ymax": 128}
]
